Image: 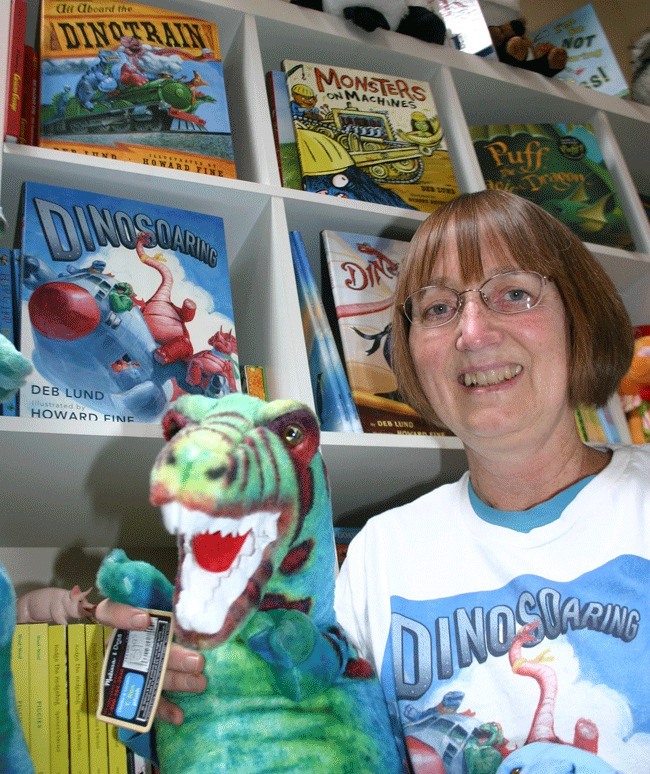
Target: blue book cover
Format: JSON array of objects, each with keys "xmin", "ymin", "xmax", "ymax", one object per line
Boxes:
[
  {"xmin": 0, "ymin": 248, "xmax": 19, "ymax": 416},
  {"xmin": 531, "ymin": 3, "xmax": 629, "ymax": 98},
  {"xmin": 19, "ymin": 181, "xmax": 240, "ymax": 424},
  {"xmin": 290, "ymin": 231, "xmax": 362, "ymax": 433}
]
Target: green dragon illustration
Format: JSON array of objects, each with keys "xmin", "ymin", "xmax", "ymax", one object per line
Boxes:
[{"xmin": 98, "ymin": 393, "xmax": 401, "ymax": 773}]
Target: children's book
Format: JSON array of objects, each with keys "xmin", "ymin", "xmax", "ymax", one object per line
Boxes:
[
  {"xmin": 470, "ymin": 123, "xmax": 635, "ymax": 251},
  {"xmin": 282, "ymin": 60, "xmax": 459, "ymax": 212},
  {"xmin": 104, "ymin": 626, "xmax": 129, "ymax": 774},
  {"xmin": 290, "ymin": 230, "xmax": 362, "ymax": 433},
  {"xmin": 19, "ymin": 44, "xmax": 39, "ymax": 146},
  {"xmin": 86, "ymin": 624, "xmax": 109, "ymax": 774},
  {"xmin": 266, "ymin": 71, "xmax": 301, "ymax": 189},
  {"xmin": 4, "ymin": 0, "xmax": 27, "ymax": 142},
  {"xmin": 29, "ymin": 622, "xmax": 50, "ymax": 774},
  {"xmin": 67, "ymin": 622, "xmax": 90, "ymax": 774},
  {"xmin": 19, "ymin": 181, "xmax": 240, "ymax": 424},
  {"xmin": 530, "ymin": 3, "xmax": 629, "ymax": 98},
  {"xmin": 321, "ymin": 230, "xmax": 453, "ymax": 436},
  {"xmin": 0, "ymin": 248, "xmax": 20, "ymax": 416},
  {"xmin": 10, "ymin": 622, "xmax": 30, "ymax": 749},
  {"xmin": 48, "ymin": 623, "xmax": 69, "ymax": 774},
  {"xmin": 38, "ymin": 0, "xmax": 236, "ymax": 178},
  {"xmin": 333, "ymin": 526, "xmax": 361, "ymax": 569}
]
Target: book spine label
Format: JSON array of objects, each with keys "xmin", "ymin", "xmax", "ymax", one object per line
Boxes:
[
  {"xmin": 4, "ymin": 0, "xmax": 27, "ymax": 141},
  {"xmin": 103, "ymin": 626, "xmax": 131, "ymax": 774},
  {"xmin": 86, "ymin": 623, "xmax": 110, "ymax": 774},
  {"xmin": 48, "ymin": 624, "xmax": 69, "ymax": 774},
  {"xmin": 29, "ymin": 622, "xmax": 50, "ymax": 774},
  {"xmin": 11, "ymin": 622, "xmax": 30, "ymax": 747},
  {"xmin": 68, "ymin": 622, "xmax": 90, "ymax": 774}
]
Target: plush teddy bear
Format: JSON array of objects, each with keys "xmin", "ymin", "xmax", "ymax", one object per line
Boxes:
[
  {"xmin": 488, "ymin": 17, "xmax": 568, "ymax": 77},
  {"xmin": 289, "ymin": 0, "xmax": 447, "ymax": 45}
]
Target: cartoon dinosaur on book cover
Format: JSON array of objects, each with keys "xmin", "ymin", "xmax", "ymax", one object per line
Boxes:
[{"xmin": 97, "ymin": 393, "xmax": 402, "ymax": 772}]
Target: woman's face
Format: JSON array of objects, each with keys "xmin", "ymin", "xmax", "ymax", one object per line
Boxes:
[{"xmin": 408, "ymin": 242, "xmax": 573, "ymax": 450}]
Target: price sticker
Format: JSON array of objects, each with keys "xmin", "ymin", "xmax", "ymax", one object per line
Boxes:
[{"xmin": 97, "ymin": 610, "xmax": 174, "ymax": 733}]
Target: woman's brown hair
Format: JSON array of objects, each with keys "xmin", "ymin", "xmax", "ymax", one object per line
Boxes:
[{"xmin": 391, "ymin": 190, "xmax": 634, "ymax": 428}]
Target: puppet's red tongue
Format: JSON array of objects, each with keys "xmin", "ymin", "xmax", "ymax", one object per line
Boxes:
[{"xmin": 192, "ymin": 531, "xmax": 249, "ymax": 572}]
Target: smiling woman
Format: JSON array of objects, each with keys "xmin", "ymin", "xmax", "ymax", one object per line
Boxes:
[{"xmin": 334, "ymin": 190, "xmax": 650, "ymax": 772}]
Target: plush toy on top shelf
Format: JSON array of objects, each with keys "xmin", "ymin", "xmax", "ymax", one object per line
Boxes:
[
  {"xmin": 489, "ymin": 17, "xmax": 568, "ymax": 77},
  {"xmin": 289, "ymin": 0, "xmax": 447, "ymax": 45}
]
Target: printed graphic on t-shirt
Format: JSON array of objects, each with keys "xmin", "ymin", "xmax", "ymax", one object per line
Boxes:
[{"xmin": 382, "ymin": 554, "xmax": 649, "ymax": 772}]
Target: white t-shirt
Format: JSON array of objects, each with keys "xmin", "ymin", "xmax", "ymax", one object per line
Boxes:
[{"xmin": 335, "ymin": 444, "xmax": 650, "ymax": 772}]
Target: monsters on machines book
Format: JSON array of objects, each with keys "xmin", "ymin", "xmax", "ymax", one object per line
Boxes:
[
  {"xmin": 282, "ymin": 59, "xmax": 459, "ymax": 212},
  {"xmin": 19, "ymin": 181, "xmax": 240, "ymax": 424},
  {"xmin": 38, "ymin": 0, "xmax": 236, "ymax": 178}
]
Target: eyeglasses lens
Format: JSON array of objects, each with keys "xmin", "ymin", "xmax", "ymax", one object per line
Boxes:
[{"xmin": 405, "ymin": 272, "xmax": 545, "ymax": 328}]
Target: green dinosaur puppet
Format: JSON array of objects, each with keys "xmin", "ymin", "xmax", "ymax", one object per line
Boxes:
[{"xmin": 97, "ymin": 393, "xmax": 402, "ymax": 773}]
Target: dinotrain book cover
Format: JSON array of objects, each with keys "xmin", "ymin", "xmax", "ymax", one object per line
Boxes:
[
  {"xmin": 19, "ymin": 181, "xmax": 240, "ymax": 424},
  {"xmin": 321, "ymin": 230, "xmax": 453, "ymax": 436},
  {"xmin": 282, "ymin": 60, "xmax": 459, "ymax": 212},
  {"xmin": 470, "ymin": 123, "xmax": 635, "ymax": 251},
  {"xmin": 38, "ymin": 0, "xmax": 236, "ymax": 178}
]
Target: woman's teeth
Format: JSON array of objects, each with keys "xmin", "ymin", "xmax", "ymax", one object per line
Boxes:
[{"xmin": 463, "ymin": 364, "xmax": 522, "ymax": 387}]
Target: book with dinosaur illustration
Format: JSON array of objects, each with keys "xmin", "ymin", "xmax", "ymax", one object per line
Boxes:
[
  {"xmin": 282, "ymin": 59, "xmax": 459, "ymax": 212},
  {"xmin": 321, "ymin": 230, "xmax": 453, "ymax": 436},
  {"xmin": 19, "ymin": 181, "xmax": 240, "ymax": 425},
  {"xmin": 37, "ymin": 0, "xmax": 236, "ymax": 178},
  {"xmin": 469, "ymin": 123, "xmax": 635, "ymax": 250}
]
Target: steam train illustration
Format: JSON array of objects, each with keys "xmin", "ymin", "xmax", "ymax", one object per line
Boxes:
[{"xmin": 41, "ymin": 77, "xmax": 211, "ymax": 136}]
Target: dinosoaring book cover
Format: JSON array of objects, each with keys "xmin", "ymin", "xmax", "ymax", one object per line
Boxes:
[
  {"xmin": 321, "ymin": 230, "xmax": 453, "ymax": 436},
  {"xmin": 38, "ymin": 0, "xmax": 236, "ymax": 178},
  {"xmin": 282, "ymin": 60, "xmax": 459, "ymax": 212},
  {"xmin": 19, "ymin": 181, "xmax": 240, "ymax": 424},
  {"xmin": 470, "ymin": 123, "xmax": 635, "ymax": 251}
]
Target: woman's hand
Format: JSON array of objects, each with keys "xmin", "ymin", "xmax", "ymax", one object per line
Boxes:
[{"xmin": 94, "ymin": 598, "xmax": 207, "ymax": 726}]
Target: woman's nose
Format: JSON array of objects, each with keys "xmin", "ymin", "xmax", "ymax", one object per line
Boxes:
[{"xmin": 454, "ymin": 293, "xmax": 502, "ymax": 351}]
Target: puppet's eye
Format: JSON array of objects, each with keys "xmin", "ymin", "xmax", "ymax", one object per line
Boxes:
[
  {"xmin": 332, "ymin": 173, "xmax": 349, "ymax": 188},
  {"xmin": 283, "ymin": 424, "xmax": 304, "ymax": 447}
]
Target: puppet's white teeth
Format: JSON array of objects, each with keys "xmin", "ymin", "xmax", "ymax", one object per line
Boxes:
[{"xmin": 162, "ymin": 503, "xmax": 280, "ymax": 540}]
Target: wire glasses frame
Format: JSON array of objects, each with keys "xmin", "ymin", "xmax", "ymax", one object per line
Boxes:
[{"xmin": 401, "ymin": 271, "xmax": 551, "ymax": 329}]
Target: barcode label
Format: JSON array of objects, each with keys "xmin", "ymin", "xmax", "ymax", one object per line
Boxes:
[
  {"xmin": 123, "ymin": 625, "xmax": 155, "ymax": 671},
  {"xmin": 97, "ymin": 609, "xmax": 174, "ymax": 733}
]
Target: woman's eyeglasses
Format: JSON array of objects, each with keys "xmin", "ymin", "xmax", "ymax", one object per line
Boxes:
[{"xmin": 401, "ymin": 271, "xmax": 551, "ymax": 329}]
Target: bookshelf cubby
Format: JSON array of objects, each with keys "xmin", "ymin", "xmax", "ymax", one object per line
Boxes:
[{"xmin": 0, "ymin": 0, "xmax": 648, "ymax": 581}]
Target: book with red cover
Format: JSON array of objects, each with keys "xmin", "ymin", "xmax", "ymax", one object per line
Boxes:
[
  {"xmin": 4, "ymin": 0, "xmax": 27, "ymax": 142},
  {"xmin": 19, "ymin": 44, "xmax": 38, "ymax": 145}
]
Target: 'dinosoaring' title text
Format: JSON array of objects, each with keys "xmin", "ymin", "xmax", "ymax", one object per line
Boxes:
[{"xmin": 33, "ymin": 196, "xmax": 219, "ymax": 268}]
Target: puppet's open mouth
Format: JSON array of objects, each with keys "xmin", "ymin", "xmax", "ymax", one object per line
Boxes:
[
  {"xmin": 161, "ymin": 502, "xmax": 281, "ymax": 634},
  {"xmin": 192, "ymin": 530, "xmax": 250, "ymax": 573}
]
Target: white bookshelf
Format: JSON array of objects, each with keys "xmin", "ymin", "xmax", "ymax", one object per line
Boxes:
[{"xmin": 1, "ymin": 0, "xmax": 648, "ymax": 580}]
